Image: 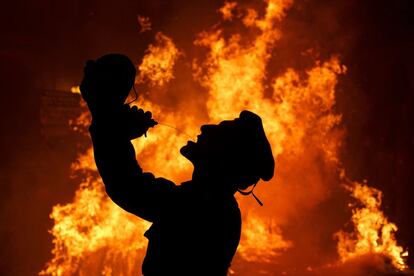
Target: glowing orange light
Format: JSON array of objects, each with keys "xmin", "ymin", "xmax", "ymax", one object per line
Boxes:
[{"xmin": 335, "ymin": 181, "xmax": 408, "ymax": 271}]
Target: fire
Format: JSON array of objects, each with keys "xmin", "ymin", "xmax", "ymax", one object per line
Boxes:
[
  {"xmin": 136, "ymin": 32, "xmax": 181, "ymax": 87},
  {"xmin": 335, "ymin": 181, "xmax": 408, "ymax": 271},
  {"xmin": 70, "ymin": 86, "xmax": 81, "ymax": 94},
  {"xmin": 219, "ymin": 1, "xmax": 237, "ymax": 21},
  {"xmin": 40, "ymin": 177, "xmax": 150, "ymax": 276},
  {"xmin": 42, "ymin": 0, "xmax": 408, "ymax": 275},
  {"xmin": 137, "ymin": 15, "xmax": 151, "ymax": 33},
  {"xmin": 237, "ymin": 215, "xmax": 292, "ymax": 263}
]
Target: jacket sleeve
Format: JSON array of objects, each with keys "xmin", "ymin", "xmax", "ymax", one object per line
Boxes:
[{"xmin": 89, "ymin": 120, "xmax": 176, "ymax": 222}]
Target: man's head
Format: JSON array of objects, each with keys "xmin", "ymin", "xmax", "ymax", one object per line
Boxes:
[{"xmin": 181, "ymin": 110, "xmax": 274, "ymax": 192}]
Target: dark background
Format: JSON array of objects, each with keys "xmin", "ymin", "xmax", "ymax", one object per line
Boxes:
[{"xmin": 0, "ymin": 0, "xmax": 413, "ymax": 274}]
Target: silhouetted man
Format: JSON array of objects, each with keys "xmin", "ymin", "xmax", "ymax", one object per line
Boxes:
[{"xmin": 80, "ymin": 54, "xmax": 275, "ymax": 276}]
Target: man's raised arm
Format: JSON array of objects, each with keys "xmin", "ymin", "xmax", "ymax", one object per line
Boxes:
[
  {"xmin": 89, "ymin": 111, "xmax": 175, "ymax": 222},
  {"xmin": 79, "ymin": 54, "xmax": 176, "ymax": 222}
]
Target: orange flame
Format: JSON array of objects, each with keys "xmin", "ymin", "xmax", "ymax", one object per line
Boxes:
[
  {"xmin": 219, "ymin": 1, "xmax": 238, "ymax": 21},
  {"xmin": 237, "ymin": 215, "xmax": 292, "ymax": 263},
  {"xmin": 335, "ymin": 181, "xmax": 408, "ymax": 271},
  {"xmin": 40, "ymin": 178, "xmax": 150, "ymax": 276},
  {"xmin": 136, "ymin": 32, "xmax": 181, "ymax": 87},
  {"xmin": 137, "ymin": 15, "xmax": 151, "ymax": 33},
  {"xmin": 70, "ymin": 86, "xmax": 81, "ymax": 94}
]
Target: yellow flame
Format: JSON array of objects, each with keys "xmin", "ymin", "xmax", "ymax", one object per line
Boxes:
[
  {"xmin": 237, "ymin": 215, "xmax": 292, "ymax": 263},
  {"xmin": 335, "ymin": 181, "xmax": 408, "ymax": 271},
  {"xmin": 70, "ymin": 86, "xmax": 80, "ymax": 94},
  {"xmin": 219, "ymin": 1, "xmax": 238, "ymax": 21},
  {"xmin": 40, "ymin": 177, "xmax": 150, "ymax": 276},
  {"xmin": 137, "ymin": 32, "xmax": 181, "ymax": 87}
]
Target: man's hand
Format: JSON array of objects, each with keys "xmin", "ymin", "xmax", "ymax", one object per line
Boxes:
[
  {"xmin": 122, "ymin": 105, "xmax": 157, "ymax": 139},
  {"xmin": 79, "ymin": 57, "xmax": 157, "ymax": 139}
]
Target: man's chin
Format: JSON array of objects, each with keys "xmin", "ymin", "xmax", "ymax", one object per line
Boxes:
[{"xmin": 180, "ymin": 141, "xmax": 196, "ymax": 160}]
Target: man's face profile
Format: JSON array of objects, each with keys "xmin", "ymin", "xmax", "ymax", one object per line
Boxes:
[{"xmin": 180, "ymin": 120, "xmax": 235, "ymax": 166}]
